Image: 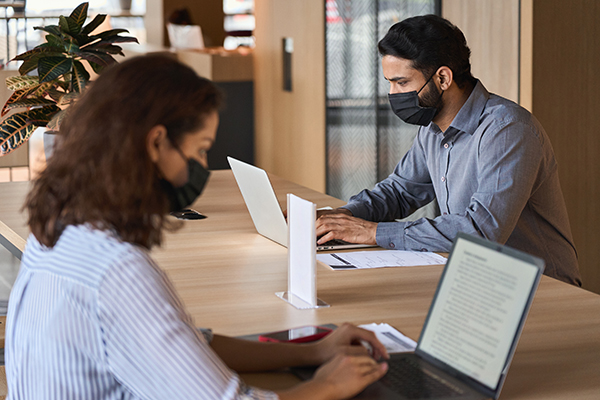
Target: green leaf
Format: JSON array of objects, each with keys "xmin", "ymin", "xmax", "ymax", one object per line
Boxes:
[
  {"xmin": 58, "ymin": 92, "xmax": 80, "ymax": 107},
  {"xmin": 65, "ymin": 42, "xmax": 81, "ymax": 54},
  {"xmin": 59, "ymin": 16, "xmax": 71, "ymax": 35},
  {"xmin": 34, "ymin": 25, "xmax": 62, "ymax": 37},
  {"xmin": 38, "ymin": 57, "xmax": 73, "ymax": 83},
  {"xmin": 78, "ymin": 51, "xmax": 116, "ymax": 67},
  {"xmin": 66, "ymin": 16, "xmax": 83, "ymax": 35},
  {"xmin": 46, "ymin": 88, "xmax": 67, "ymax": 102},
  {"xmin": 0, "ymin": 113, "xmax": 37, "ymax": 156},
  {"xmin": 84, "ymin": 43, "xmax": 124, "ymax": 56},
  {"xmin": 68, "ymin": 2, "xmax": 89, "ymax": 32},
  {"xmin": 1, "ymin": 90, "xmax": 28, "ymax": 117},
  {"xmin": 46, "ymin": 34, "xmax": 64, "ymax": 48},
  {"xmin": 73, "ymin": 35, "xmax": 97, "ymax": 47},
  {"xmin": 80, "ymin": 13, "xmax": 106, "ymax": 36},
  {"xmin": 92, "ymin": 35, "xmax": 138, "ymax": 47},
  {"xmin": 26, "ymin": 105, "xmax": 62, "ymax": 127},
  {"xmin": 71, "ymin": 60, "xmax": 89, "ymax": 93},
  {"xmin": 88, "ymin": 61, "xmax": 104, "ymax": 75},
  {"xmin": 18, "ymin": 57, "xmax": 39, "ymax": 75},
  {"xmin": 92, "ymin": 29, "xmax": 129, "ymax": 40},
  {"xmin": 3, "ymin": 98, "xmax": 57, "ymax": 111},
  {"xmin": 5, "ymin": 75, "xmax": 39, "ymax": 91},
  {"xmin": 12, "ymin": 46, "xmax": 64, "ymax": 61},
  {"xmin": 47, "ymin": 109, "xmax": 67, "ymax": 132},
  {"xmin": 0, "ymin": 105, "xmax": 59, "ymax": 155}
]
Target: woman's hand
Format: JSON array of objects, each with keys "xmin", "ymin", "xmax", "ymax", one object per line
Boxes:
[
  {"xmin": 311, "ymin": 323, "xmax": 389, "ymax": 364},
  {"xmin": 314, "ymin": 353, "xmax": 388, "ymax": 399},
  {"xmin": 278, "ymin": 354, "xmax": 388, "ymax": 400}
]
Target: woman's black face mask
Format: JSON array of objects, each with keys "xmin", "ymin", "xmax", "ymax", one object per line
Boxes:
[{"xmin": 159, "ymin": 143, "xmax": 211, "ymax": 213}]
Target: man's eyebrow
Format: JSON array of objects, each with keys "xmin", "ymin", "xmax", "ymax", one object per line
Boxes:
[{"xmin": 386, "ymin": 76, "xmax": 408, "ymax": 82}]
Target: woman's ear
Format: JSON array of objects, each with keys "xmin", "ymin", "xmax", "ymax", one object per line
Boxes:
[{"xmin": 146, "ymin": 125, "xmax": 168, "ymax": 163}]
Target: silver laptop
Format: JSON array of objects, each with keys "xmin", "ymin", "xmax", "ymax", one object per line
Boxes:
[
  {"xmin": 227, "ymin": 156, "xmax": 376, "ymax": 251},
  {"xmin": 294, "ymin": 232, "xmax": 545, "ymax": 399}
]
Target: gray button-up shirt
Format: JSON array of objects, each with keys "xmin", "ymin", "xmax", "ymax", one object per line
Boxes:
[{"xmin": 343, "ymin": 81, "xmax": 581, "ymax": 286}]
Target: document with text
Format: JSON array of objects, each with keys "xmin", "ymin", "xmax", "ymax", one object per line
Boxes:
[
  {"xmin": 359, "ymin": 323, "xmax": 417, "ymax": 354},
  {"xmin": 317, "ymin": 250, "xmax": 447, "ymax": 270}
]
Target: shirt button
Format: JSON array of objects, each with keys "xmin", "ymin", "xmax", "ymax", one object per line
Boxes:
[
  {"xmin": 389, "ymin": 242, "xmax": 395, "ymax": 249},
  {"xmin": 444, "ymin": 143, "xmax": 449, "ymax": 149},
  {"xmin": 443, "ymin": 212, "xmax": 448, "ymax": 215},
  {"xmin": 441, "ymin": 177, "xmax": 446, "ymax": 182}
]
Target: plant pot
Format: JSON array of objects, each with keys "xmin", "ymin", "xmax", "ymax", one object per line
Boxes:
[{"xmin": 43, "ymin": 130, "xmax": 57, "ymax": 161}]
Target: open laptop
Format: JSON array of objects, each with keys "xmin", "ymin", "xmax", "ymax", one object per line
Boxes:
[
  {"xmin": 227, "ymin": 156, "xmax": 377, "ymax": 251},
  {"xmin": 294, "ymin": 232, "xmax": 545, "ymax": 399}
]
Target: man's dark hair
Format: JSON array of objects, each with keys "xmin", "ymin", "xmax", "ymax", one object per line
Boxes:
[{"xmin": 378, "ymin": 14, "xmax": 476, "ymax": 89}]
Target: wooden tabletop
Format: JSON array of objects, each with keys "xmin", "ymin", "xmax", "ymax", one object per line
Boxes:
[{"xmin": 1, "ymin": 171, "xmax": 600, "ymax": 399}]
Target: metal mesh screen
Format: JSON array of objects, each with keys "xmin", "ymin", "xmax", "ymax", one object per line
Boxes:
[{"xmin": 326, "ymin": 0, "xmax": 439, "ymax": 220}]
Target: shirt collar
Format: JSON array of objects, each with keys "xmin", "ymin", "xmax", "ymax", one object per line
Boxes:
[{"xmin": 446, "ymin": 79, "xmax": 489, "ymax": 136}]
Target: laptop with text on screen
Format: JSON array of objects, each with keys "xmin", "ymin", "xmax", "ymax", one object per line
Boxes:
[
  {"xmin": 227, "ymin": 156, "xmax": 377, "ymax": 251},
  {"xmin": 293, "ymin": 232, "xmax": 544, "ymax": 399}
]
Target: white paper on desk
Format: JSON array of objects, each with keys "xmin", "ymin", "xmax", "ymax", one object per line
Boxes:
[
  {"xmin": 317, "ymin": 250, "xmax": 446, "ymax": 270},
  {"xmin": 359, "ymin": 323, "xmax": 417, "ymax": 353}
]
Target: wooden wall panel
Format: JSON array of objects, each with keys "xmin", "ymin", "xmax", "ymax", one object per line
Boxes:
[
  {"xmin": 442, "ymin": 0, "xmax": 520, "ymax": 103},
  {"xmin": 254, "ymin": 0, "xmax": 326, "ymax": 192},
  {"xmin": 530, "ymin": 0, "xmax": 600, "ymax": 294}
]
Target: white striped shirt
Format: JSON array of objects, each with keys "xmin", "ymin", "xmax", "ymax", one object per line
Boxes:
[{"xmin": 6, "ymin": 224, "xmax": 277, "ymax": 400}]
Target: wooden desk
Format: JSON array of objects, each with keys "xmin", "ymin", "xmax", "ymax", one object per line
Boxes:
[{"xmin": 1, "ymin": 171, "xmax": 600, "ymax": 399}]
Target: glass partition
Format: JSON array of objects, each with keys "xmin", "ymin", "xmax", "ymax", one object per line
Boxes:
[{"xmin": 326, "ymin": 0, "xmax": 440, "ymax": 222}]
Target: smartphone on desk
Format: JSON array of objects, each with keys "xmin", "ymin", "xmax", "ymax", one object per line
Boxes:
[
  {"xmin": 170, "ymin": 209, "xmax": 206, "ymax": 220},
  {"xmin": 258, "ymin": 326, "xmax": 333, "ymax": 343}
]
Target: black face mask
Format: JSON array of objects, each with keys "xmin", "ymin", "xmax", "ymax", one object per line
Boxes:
[
  {"xmin": 159, "ymin": 146, "xmax": 211, "ymax": 213},
  {"xmin": 388, "ymin": 74, "xmax": 443, "ymax": 126}
]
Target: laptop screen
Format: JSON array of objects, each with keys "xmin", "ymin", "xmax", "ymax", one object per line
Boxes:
[{"xmin": 418, "ymin": 234, "xmax": 542, "ymax": 391}]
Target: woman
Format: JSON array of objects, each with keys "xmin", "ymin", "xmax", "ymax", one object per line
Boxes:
[{"xmin": 6, "ymin": 55, "xmax": 388, "ymax": 399}]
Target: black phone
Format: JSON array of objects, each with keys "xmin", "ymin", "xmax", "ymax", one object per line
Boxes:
[
  {"xmin": 258, "ymin": 326, "xmax": 333, "ymax": 343},
  {"xmin": 170, "ymin": 209, "xmax": 207, "ymax": 220}
]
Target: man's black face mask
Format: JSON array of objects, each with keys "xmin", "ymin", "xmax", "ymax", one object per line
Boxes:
[{"xmin": 388, "ymin": 73, "xmax": 443, "ymax": 126}]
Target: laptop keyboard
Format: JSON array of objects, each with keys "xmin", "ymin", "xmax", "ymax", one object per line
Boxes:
[
  {"xmin": 380, "ymin": 357, "xmax": 465, "ymax": 399},
  {"xmin": 319, "ymin": 239, "xmax": 348, "ymax": 246}
]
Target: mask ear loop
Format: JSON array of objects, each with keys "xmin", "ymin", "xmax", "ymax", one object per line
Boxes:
[
  {"xmin": 417, "ymin": 65, "xmax": 446, "ymax": 94},
  {"xmin": 167, "ymin": 135, "xmax": 189, "ymax": 163},
  {"xmin": 417, "ymin": 73, "xmax": 435, "ymax": 95},
  {"xmin": 418, "ymin": 68, "xmax": 445, "ymax": 104}
]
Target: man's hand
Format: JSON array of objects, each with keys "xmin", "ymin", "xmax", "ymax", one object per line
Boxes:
[{"xmin": 316, "ymin": 209, "xmax": 378, "ymax": 245}]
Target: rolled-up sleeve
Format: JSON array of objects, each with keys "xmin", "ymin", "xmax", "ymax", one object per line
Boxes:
[
  {"xmin": 343, "ymin": 131, "xmax": 437, "ymax": 223},
  {"xmin": 344, "ymin": 119, "xmax": 547, "ymax": 253}
]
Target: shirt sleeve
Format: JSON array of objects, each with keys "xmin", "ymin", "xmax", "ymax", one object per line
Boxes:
[
  {"xmin": 342, "ymin": 131, "xmax": 437, "ymax": 223},
  {"xmin": 348, "ymin": 120, "xmax": 547, "ymax": 252},
  {"xmin": 98, "ymin": 250, "xmax": 278, "ymax": 400}
]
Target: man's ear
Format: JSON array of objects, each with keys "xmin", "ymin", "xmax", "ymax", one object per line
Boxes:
[
  {"xmin": 146, "ymin": 125, "xmax": 168, "ymax": 163},
  {"xmin": 436, "ymin": 66, "xmax": 453, "ymax": 91}
]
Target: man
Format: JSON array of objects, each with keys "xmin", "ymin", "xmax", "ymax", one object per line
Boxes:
[{"xmin": 316, "ymin": 14, "xmax": 581, "ymax": 286}]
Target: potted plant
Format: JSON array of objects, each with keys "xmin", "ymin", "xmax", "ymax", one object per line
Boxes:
[{"xmin": 0, "ymin": 2, "xmax": 138, "ymax": 157}]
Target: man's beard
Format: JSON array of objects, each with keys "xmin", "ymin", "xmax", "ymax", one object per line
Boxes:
[{"xmin": 419, "ymin": 79, "xmax": 444, "ymax": 115}]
